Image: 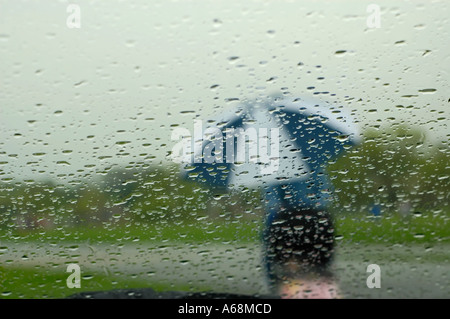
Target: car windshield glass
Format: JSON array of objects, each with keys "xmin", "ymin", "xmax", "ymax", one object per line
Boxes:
[{"xmin": 0, "ymin": 0, "xmax": 448, "ymax": 299}]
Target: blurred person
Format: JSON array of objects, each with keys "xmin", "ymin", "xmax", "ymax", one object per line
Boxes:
[
  {"xmin": 183, "ymin": 94, "xmax": 359, "ymax": 299},
  {"xmin": 263, "ymin": 179, "xmax": 339, "ymax": 298}
]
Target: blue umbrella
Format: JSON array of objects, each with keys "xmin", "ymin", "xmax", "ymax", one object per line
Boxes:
[{"xmin": 181, "ymin": 95, "xmax": 360, "ymax": 208}]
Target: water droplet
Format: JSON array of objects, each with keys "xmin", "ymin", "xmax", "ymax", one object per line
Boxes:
[
  {"xmin": 213, "ymin": 19, "xmax": 222, "ymax": 28},
  {"xmin": 32, "ymin": 152, "xmax": 46, "ymax": 157},
  {"xmin": 67, "ymin": 245, "xmax": 79, "ymax": 251},
  {"xmin": 74, "ymin": 80, "xmax": 86, "ymax": 87},
  {"xmin": 418, "ymin": 88, "xmax": 436, "ymax": 94},
  {"xmin": 335, "ymin": 135, "xmax": 350, "ymax": 142},
  {"xmin": 414, "ymin": 24, "xmax": 425, "ymax": 30},
  {"xmin": 116, "ymin": 141, "xmax": 131, "ymax": 145}
]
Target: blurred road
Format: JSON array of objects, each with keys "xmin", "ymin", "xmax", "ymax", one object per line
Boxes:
[{"xmin": 1, "ymin": 241, "xmax": 449, "ymax": 298}]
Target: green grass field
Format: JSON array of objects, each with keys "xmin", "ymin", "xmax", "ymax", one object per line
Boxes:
[
  {"xmin": 1, "ymin": 211, "xmax": 449, "ymax": 299},
  {"xmin": 0, "ymin": 266, "xmax": 212, "ymax": 299},
  {"xmin": 2, "ymin": 219, "xmax": 262, "ymax": 244},
  {"xmin": 334, "ymin": 211, "xmax": 450, "ymax": 244},
  {"xmin": 3, "ymin": 210, "xmax": 449, "ymax": 245}
]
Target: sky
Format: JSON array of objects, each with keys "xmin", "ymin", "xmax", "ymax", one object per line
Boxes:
[{"xmin": 0, "ymin": 0, "xmax": 448, "ymax": 183}]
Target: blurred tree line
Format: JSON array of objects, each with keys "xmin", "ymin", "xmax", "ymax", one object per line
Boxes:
[
  {"xmin": 0, "ymin": 164, "xmax": 263, "ymax": 232},
  {"xmin": 328, "ymin": 124, "xmax": 449, "ymax": 215},
  {"xmin": 0, "ymin": 125, "xmax": 448, "ymax": 233}
]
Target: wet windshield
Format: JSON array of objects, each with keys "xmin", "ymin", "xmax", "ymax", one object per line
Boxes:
[{"xmin": 0, "ymin": 0, "xmax": 448, "ymax": 299}]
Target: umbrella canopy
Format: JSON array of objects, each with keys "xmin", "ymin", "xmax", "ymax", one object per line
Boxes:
[{"xmin": 181, "ymin": 96, "xmax": 360, "ymax": 191}]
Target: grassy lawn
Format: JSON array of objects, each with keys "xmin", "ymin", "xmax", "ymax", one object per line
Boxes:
[
  {"xmin": 1, "ymin": 210, "xmax": 449, "ymax": 246},
  {"xmin": 2, "ymin": 219, "xmax": 263, "ymax": 244},
  {"xmin": 334, "ymin": 211, "xmax": 450, "ymax": 244},
  {"xmin": 1, "ymin": 211, "xmax": 449, "ymax": 299},
  {"xmin": 0, "ymin": 265, "xmax": 211, "ymax": 299}
]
